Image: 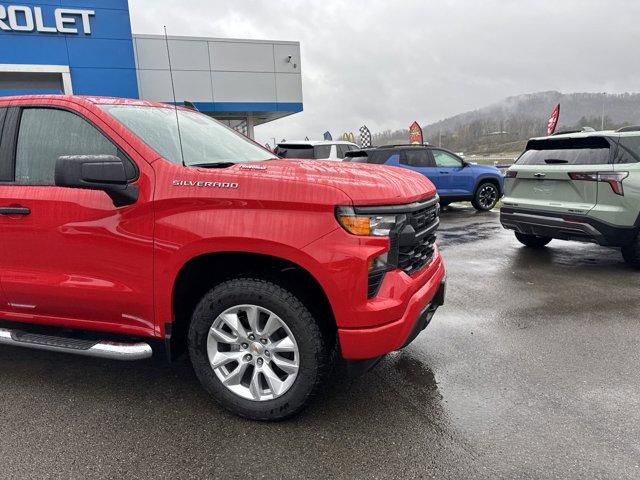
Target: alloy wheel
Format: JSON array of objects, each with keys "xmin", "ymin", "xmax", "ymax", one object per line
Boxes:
[
  {"xmin": 478, "ymin": 184, "xmax": 498, "ymax": 209},
  {"xmin": 207, "ymin": 304, "xmax": 300, "ymax": 401}
]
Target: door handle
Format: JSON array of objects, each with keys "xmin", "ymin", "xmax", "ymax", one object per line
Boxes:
[
  {"xmin": 439, "ymin": 171, "xmax": 451, "ymax": 174},
  {"xmin": 0, "ymin": 206, "xmax": 31, "ymax": 216},
  {"xmin": 534, "ymin": 173, "xmax": 546, "ymax": 178}
]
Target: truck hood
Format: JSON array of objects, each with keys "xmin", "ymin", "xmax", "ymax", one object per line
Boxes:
[{"xmin": 249, "ymin": 159, "xmax": 437, "ymax": 205}]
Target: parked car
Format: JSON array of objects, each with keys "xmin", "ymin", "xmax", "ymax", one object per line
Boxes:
[
  {"xmin": 275, "ymin": 140, "xmax": 359, "ymax": 161},
  {"xmin": 345, "ymin": 145, "xmax": 504, "ymax": 211},
  {"xmin": 500, "ymin": 128, "xmax": 640, "ymax": 267},
  {"xmin": 0, "ymin": 95, "xmax": 446, "ymax": 420}
]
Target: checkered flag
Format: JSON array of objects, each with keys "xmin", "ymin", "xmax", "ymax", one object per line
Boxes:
[{"xmin": 359, "ymin": 125, "xmax": 372, "ymax": 148}]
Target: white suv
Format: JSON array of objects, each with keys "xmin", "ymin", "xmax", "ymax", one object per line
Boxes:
[{"xmin": 275, "ymin": 140, "xmax": 359, "ymax": 161}]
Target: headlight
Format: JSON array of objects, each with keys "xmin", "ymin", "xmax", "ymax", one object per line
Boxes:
[{"xmin": 335, "ymin": 206, "xmax": 404, "ymax": 236}]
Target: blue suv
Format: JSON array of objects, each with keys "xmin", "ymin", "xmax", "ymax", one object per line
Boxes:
[{"xmin": 346, "ymin": 145, "xmax": 504, "ymax": 211}]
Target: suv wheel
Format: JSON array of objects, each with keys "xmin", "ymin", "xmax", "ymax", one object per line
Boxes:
[
  {"xmin": 188, "ymin": 278, "xmax": 330, "ymax": 421},
  {"xmin": 472, "ymin": 182, "xmax": 500, "ymax": 211},
  {"xmin": 514, "ymin": 232, "xmax": 552, "ymax": 248},
  {"xmin": 621, "ymin": 234, "xmax": 640, "ymax": 269}
]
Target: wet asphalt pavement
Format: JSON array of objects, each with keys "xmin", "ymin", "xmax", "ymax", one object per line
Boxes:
[{"xmin": 1, "ymin": 205, "xmax": 639, "ymax": 479}]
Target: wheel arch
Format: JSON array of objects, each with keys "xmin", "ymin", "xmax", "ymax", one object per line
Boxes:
[
  {"xmin": 168, "ymin": 250, "xmax": 337, "ymax": 360},
  {"xmin": 474, "ymin": 174, "xmax": 503, "ymax": 196}
]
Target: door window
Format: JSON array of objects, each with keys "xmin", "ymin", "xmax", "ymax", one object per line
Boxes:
[
  {"xmin": 433, "ymin": 150, "xmax": 463, "ymax": 167},
  {"xmin": 336, "ymin": 144, "xmax": 349, "ymax": 159},
  {"xmin": 314, "ymin": 145, "xmax": 331, "ymax": 159},
  {"xmin": 364, "ymin": 150, "xmax": 398, "ymax": 164},
  {"xmin": 615, "ymin": 136, "xmax": 640, "ymax": 164},
  {"xmin": 0, "ymin": 107, "xmax": 10, "ymax": 181},
  {"xmin": 401, "ymin": 149, "xmax": 431, "ymax": 167},
  {"xmin": 14, "ymin": 108, "xmax": 117, "ymax": 185}
]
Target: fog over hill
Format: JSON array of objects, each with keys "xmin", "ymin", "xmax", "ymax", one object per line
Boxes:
[{"xmin": 373, "ymin": 92, "xmax": 640, "ymax": 154}]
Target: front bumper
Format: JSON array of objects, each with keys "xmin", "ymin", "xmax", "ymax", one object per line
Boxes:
[
  {"xmin": 500, "ymin": 207, "xmax": 638, "ymax": 247},
  {"xmin": 338, "ymin": 259, "xmax": 446, "ymax": 360}
]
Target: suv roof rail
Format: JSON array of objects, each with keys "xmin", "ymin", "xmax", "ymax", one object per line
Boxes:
[
  {"xmin": 374, "ymin": 143, "xmax": 431, "ymax": 149},
  {"xmin": 552, "ymin": 129, "xmax": 581, "ymax": 135},
  {"xmin": 552, "ymin": 127, "xmax": 596, "ymax": 136},
  {"xmin": 616, "ymin": 126, "xmax": 640, "ymax": 133}
]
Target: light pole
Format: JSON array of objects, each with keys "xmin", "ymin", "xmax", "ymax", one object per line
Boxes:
[{"xmin": 601, "ymin": 93, "xmax": 606, "ymax": 131}]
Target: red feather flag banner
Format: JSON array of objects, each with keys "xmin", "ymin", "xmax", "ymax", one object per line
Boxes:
[
  {"xmin": 547, "ymin": 104, "xmax": 560, "ymax": 135},
  {"xmin": 409, "ymin": 121, "xmax": 424, "ymax": 144}
]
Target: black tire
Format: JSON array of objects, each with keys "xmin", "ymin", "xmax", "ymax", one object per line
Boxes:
[
  {"xmin": 188, "ymin": 278, "xmax": 330, "ymax": 421},
  {"xmin": 439, "ymin": 200, "xmax": 451, "ymax": 208},
  {"xmin": 621, "ymin": 234, "xmax": 640, "ymax": 269},
  {"xmin": 472, "ymin": 182, "xmax": 500, "ymax": 211},
  {"xmin": 514, "ymin": 232, "xmax": 552, "ymax": 248}
]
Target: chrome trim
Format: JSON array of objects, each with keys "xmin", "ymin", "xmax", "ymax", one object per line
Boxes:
[
  {"xmin": 353, "ymin": 195, "xmax": 439, "ymax": 215},
  {"xmin": 8, "ymin": 303, "xmax": 36, "ymax": 310},
  {"xmin": 0, "ymin": 328, "xmax": 152, "ymax": 361}
]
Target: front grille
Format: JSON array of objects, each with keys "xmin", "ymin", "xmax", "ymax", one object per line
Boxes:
[
  {"xmin": 395, "ymin": 201, "xmax": 439, "ymax": 275},
  {"xmin": 398, "ymin": 234, "xmax": 437, "ymax": 274},
  {"xmin": 360, "ymin": 197, "xmax": 440, "ymax": 298},
  {"xmin": 410, "ymin": 204, "xmax": 438, "ymax": 232}
]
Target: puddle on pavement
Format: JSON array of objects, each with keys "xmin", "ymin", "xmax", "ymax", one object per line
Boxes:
[{"xmin": 437, "ymin": 206, "xmax": 503, "ymax": 247}]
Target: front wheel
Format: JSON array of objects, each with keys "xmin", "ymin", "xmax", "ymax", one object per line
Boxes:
[
  {"xmin": 621, "ymin": 234, "xmax": 640, "ymax": 269},
  {"xmin": 188, "ymin": 278, "xmax": 330, "ymax": 421},
  {"xmin": 472, "ymin": 182, "xmax": 500, "ymax": 211},
  {"xmin": 514, "ymin": 232, "xmax": 552, "ymax": 248}
]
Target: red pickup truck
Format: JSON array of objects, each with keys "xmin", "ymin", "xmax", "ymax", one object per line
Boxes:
[{"xmin": 0, "ymin": 96, "xmax": 446, "ymax": 420}]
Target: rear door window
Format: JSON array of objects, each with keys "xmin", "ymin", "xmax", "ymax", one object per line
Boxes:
[
  {"xmin": 401, "ymin": 149, "xmax": 431, "ymax": 167},
  {"xmin": 314, "ymin": 145, "xmax": 331, "ymax": 159},
  {"xmin": 349, "ymin": 150, "xmax": 396, "ymax": 164},
  {"xmin": 517, "ymin": 137, "xmax": 612, "ymax": 166},
  {"xmin": 0, "ymin": 107, "xmax": 9, "ymax": 181},
  {"xmin": 336, "ymin": 144, "xmax": 350, "ymax": 159},
  {"xmin": 615, "ymin": 136, "xmax": 640, "ymax": 164}
]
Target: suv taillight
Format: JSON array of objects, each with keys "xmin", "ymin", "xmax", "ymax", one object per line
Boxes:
[{"xmin": 568, "ymin": 171, "xmax": 629, "ymax": 196}]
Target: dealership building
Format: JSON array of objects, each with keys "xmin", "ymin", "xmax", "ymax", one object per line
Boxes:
[{"xmin": 0, "ymin": 0, "xmax": 303, "ymax": 138}]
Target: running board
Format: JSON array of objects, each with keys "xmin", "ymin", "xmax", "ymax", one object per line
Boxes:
[{"xmin": 0, "ymin": 328, "xmax": 152, "ymax": 361}]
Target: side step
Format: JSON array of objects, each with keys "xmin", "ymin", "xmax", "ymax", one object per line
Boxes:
[{"xmin": 0, "ymin": 328, "xmax": 152, "ymax": 361}]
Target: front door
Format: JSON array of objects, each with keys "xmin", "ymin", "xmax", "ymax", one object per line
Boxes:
[
  {"xmin": 0, "ymin": 105, "xmax": 155, "ymax": 336},
  {"xmin": 431, "ymin": 149, "xmax": 473, "ymax": 196},
  {"xmin": 394, "ymin": 149, "xmax": 446, "ymax": 192}
]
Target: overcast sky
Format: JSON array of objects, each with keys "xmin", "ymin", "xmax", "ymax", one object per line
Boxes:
[{"xmin": 129, "ymin": 0, "xmax": 640, "ymax": 145}]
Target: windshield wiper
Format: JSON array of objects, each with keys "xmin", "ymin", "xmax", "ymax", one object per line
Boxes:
[
  {"xmin": 190, "ymin": 162, "xmax": 236, "ymax": 169},
  {"xmin": 544, "ymin": 158, "xmax": 568, "ymax": 164}
]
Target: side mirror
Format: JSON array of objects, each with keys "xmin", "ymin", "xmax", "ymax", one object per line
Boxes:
[{"xmin": 55, "ymin": 155, "xmax": 139, "ymax": 207}]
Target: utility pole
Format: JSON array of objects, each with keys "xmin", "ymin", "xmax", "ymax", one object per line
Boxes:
[
  {"xmin": 601, "ymin": 93, "xmax": 606, "ymax": 131},
  {"xmin": 439, "ymin": 130, "xmax": 442, "ymax": 147}
]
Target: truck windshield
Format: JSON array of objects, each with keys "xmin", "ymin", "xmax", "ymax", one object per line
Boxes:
[{"xmin": 100, "ymin": 105, "xmax": 274, "ymax": 166}]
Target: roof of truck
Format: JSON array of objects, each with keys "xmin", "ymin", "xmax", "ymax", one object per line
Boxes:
[
  {"xmin": 0, "ymin": 94, "xmax": 189, "ymax": 110},
  {"xmin": 277, "ymin": 140, "xmax": 359, "ymax": 146}
]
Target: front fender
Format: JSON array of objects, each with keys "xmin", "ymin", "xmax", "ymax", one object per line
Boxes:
[
  {"xmin": 474, "ymin": 173, "xmax": 505, "ymax": 195},
  {"xmin": 154, "ymin": 235, "xmax": 340, "ymax": 337}
]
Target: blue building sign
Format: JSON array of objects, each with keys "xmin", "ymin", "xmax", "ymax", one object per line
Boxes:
[
  {"xmin": 0, "ymin": 1, "xmax": 303, "ymax": 136},
  {"xmin": 0, "ymin": 0, "xmax": 138, "ymax": 97}
]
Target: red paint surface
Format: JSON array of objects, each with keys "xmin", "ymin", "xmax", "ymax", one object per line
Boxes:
[{"xmin": 0, "ymin": 95, "xmax": 445, "ymax": 359}]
